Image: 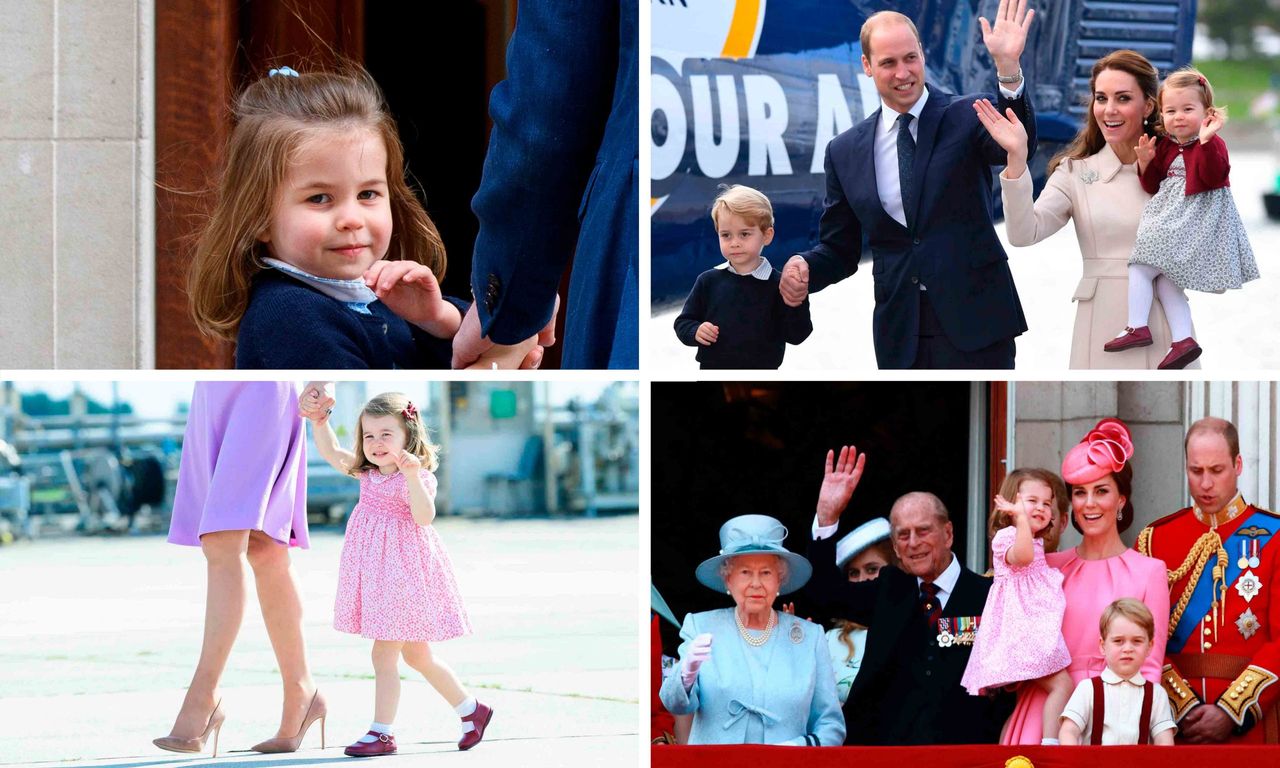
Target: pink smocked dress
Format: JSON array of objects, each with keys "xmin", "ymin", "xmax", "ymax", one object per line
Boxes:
[
  {"xmin": 961, "ymin": 526, "xmax": 1071, "ymax": 695},
  {"xmin": 1000, "ymin": 547, "xmax": 1170, "ymax": 744},
  {"xmin": 333, "ymin": 468, "xmax": 472, "ymax": 642}
]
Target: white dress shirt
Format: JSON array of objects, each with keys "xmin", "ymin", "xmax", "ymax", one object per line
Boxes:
[
  {"xmin": 718, "ymin": 256, "xmax": 773, "ymax": 279},
  {"xmin": 1061, "ymin": 667, "xmax": 1177, "ymax": 744}
]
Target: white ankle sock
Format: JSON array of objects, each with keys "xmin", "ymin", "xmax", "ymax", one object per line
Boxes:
[
  {"xmin": 358, "ymin": 722, "xmax": 393, "ymax": 743},
  {"xmin": 1041, "ymin": 737, "xmax": 1060, "ymax": 745},
  {"xmin": 456, "ymin": 697, "xmax": 478, "ymax": 733}
]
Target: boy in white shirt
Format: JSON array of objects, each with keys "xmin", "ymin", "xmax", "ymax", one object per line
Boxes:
[{"xmin": 1059, "ymin": 598, "xmax": 1176, "ymax": 745}]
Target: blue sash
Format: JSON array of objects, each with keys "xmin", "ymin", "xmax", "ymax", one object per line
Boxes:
[{"xmin": 1168, "ymin": 509, "xmax": 1273, "ymax": 652}]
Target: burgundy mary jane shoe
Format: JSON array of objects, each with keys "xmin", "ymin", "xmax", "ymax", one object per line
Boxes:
[
  {"xmin": 344, "ymin": 731, "xmax": 396, "ymax": 757},
  {"xmin": 458, "ymin": 701, "xmax": 494, "ymax": 751}
]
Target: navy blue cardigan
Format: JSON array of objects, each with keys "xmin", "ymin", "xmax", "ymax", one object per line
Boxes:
[{"xmin": 235, "ymin": 270, "xmax": 467, "ymax": 369}]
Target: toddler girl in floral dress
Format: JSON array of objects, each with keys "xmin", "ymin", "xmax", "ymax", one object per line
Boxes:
[
  {"xmin": 1105, "ymin": 67, "xmax": 1259, "ymax": 369},
  {"xmin": 305, "ymin": 391, "xmax": 493, "ymax": 757},
  {"xmin": 961, "ymin": 468, "xmax": 1073, "ymax": 745}
]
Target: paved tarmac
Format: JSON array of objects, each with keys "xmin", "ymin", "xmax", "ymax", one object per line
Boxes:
[
  {"xmin": 0, "ymin": 516, "xmax": 640, "ymax": 767},
  {"xmin": 651, "ymin": 148, "xmax": 1280, "ymax": 372}
]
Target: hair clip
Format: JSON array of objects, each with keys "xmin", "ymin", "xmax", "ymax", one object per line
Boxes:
[
  {"xmin": 1197, "ymin": 75, "xmax": 1207, "ymax": 88},
  {"xmin": 268, "ymin": 66, "xmax": 300, "ymax": 79},
  {"xmin": 402, "ymin": 402, "xmax": 419, "ymax": 421}
]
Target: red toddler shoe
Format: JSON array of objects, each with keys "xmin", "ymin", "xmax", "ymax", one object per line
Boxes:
[
  {"xmin": 458, "ymin": 701, "xmax": 494, "ymax": 751},
  {"xmin": 1103, "ymin": 326, "xmax": 1153, "ymax": 352},
  {"xmin": 344, "ymin": 731, "xmax": 396, "ymax": 757},
  {"xmin": 1158, "ymin": 337, "xmax": 1202, "ymax": 370}
]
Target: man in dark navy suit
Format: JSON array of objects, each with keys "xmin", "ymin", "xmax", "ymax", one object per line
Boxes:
[
  {"xmin": 453, "ymin": 1, "xmax": 638, "ymax": 370},
  {"xmin": 804, "ymin": 446, "xmax": 1014, "ymax": 744},
  {"xmin": 780, "ymin": 1, "xmax": 1037, "ymax": 369}
]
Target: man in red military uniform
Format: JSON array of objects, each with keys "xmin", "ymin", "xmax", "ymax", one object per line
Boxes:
[{"xmin": 1138, "ymin": 417, "xmax": 1280, "ymax": 743}]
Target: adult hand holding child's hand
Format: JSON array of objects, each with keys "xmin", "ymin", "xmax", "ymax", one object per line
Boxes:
[
  {"xmin": 779, "ymin": 256, "xmax": 809, "ymax": 307},
  {"xmin": 452, "ymin": 296, "xmax": 558, "ymax": 370},
  {"xmin": 298, "ymin": 381, "xmax": 335, "ymax": 423}
]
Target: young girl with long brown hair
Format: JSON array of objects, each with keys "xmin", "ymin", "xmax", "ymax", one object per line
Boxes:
[
  {"xmin": 187, "ymin": 66, "xmax": 531, "ymax": 369},
  {"xmin": 305, "ymin": 392, "xmax": 492, "ymax": 757}
]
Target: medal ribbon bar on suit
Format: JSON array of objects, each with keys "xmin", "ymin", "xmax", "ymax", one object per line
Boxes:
[{"xmin": 1169, "ymin": 508, "xmax": 1273, "ymax": 653}]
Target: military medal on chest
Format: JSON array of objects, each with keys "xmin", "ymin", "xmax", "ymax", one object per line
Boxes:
[
  {"xmin": 1237, "ymin": 539, "xmax": 1261, "ymax": 569},
  {"xmin": 1236, "ymin": 607, "xmax": 1261, "ymax": 640},
  {"xmin": 936, "ymin": 617, "xmax": 954, "ymax": 647},
  {"xmin": 1235, "ymin": 570, "xmax": 1263, "ymax": 603}
]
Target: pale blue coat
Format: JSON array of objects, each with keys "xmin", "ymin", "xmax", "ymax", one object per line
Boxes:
[{"xmin": 660, "ymin": 608, "xmax": 845, "ymax": 746}]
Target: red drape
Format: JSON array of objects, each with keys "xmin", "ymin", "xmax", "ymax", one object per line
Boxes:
[{"xmin": 652, "ymin": 744, "xmax": 1280, "ymax": 767}]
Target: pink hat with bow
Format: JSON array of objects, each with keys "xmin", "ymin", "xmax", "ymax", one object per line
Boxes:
[{"xmin": 1061, "ymin": 418, "xmax": 1134, "ymax": 484}]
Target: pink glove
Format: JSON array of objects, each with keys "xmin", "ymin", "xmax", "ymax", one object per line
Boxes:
[{"xmin": 680, "ymin": 633, "xmax": 713, "ymax": 688}]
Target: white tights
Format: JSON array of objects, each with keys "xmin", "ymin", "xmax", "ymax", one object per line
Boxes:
[{"xmin": 1127, "ymin": 264, "xmax": 1194, "ymax": 341}]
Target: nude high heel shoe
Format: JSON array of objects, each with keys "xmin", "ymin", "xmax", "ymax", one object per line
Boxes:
[
  {"xmin": 250, "ymin": 690, "xmax": 327, "ymax": 753},
  {"xmin": 153, "ymin": 700, "xmax": 226, "ymax": 757}
]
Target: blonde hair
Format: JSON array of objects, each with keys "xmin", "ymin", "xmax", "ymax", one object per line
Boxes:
[
  {"xmin": 1160, "ymin": 66, "xmax": 1228, "ymax": 125},
  {"xmin": 1100, "ymin": 597, "xmax": 1155, "ymax": 641},
  {"xmin": 349, "ymin": 392, "xmax": 440, "ymax": 475},
  {"xmin": 987, "ymin": 468, "xmax": 1063, "ymax": 540},
  {"xmin": 187, "ymin": 65, "xmax": 447, "ymax": 341},
  {"xmin": 710, "ymin": 184, "xmax": 774, "ymax": 231},
  {"xmin": 860, "ymin": 11, "xmax": 922, "ymax": 60}
]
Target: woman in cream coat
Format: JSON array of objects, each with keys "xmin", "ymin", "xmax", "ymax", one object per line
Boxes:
[{"xmin": 974, "ymin": 49, "xmax": 1197, "ymax": 369}]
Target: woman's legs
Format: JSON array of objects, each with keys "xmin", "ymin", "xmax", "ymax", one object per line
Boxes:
[
  {"xmin": 246, "ymin": 531, "xmax": 316, "ymax": 738},
  {"xmin": 1154, "ymin": 274, "xmax": 1195, "ymax": 341},
  {"xmin": 166, "ymin": 529, "xmax": 249, "ymax": 739},
  {"xmin": 372, "ymin": 640, "xmax": 405, "ymax": 724},
  {"xmin": 401, "ymin": 641, "xmax": 469, "ymax": 707}
]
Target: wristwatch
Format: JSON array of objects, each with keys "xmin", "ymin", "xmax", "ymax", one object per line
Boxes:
[{"xmin": 997, "ymin": 68, "xmax": 1023, "ymax": 84}]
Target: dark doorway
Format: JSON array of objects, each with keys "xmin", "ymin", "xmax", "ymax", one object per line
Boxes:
[
  {"xmin": 365, "ymin": 2, "xmax": 505, "ymax": 301},
  {"xmin": 651, "ymin": 381, "xmax": 977, "ymax": 651}
]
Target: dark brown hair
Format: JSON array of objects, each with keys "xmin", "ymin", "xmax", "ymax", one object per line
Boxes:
[
  {"xmin": 1069, "ymin": 462, "xmax": 1136, "ymax": 533},
  {"xmin": 1048, "ymin": 50, "xmax": 1159, "ymax": 175}
]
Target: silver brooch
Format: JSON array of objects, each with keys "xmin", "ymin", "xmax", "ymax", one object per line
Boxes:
[
  {"xmin": 790, "ymin": 623, "xmax": 804, "ymax": 644},
  {"xmin": 1080, "ymin": 168, "xmax": 1099, "ymax": 185}
]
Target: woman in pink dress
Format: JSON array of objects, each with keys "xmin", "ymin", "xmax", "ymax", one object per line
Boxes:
[
  {"xmin": 1001, "ymin": 418, "xmax": 1170, "ymax": 744},
  {"xmin": 154, "ymin": 381, "xmax": 325, "ymax": 758},
  {"xmin": 304, "ymin": 390, "xmax": 491, "ymax": 758}
]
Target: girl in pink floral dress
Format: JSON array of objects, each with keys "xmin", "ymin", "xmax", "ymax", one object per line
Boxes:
[
  {"xmin": 305, "ymin": 391, "xmax": 493, "ymax": 758},
  {"xmin": 961, "ymin": 468, "xmax": 1073, "ymax": 745}
]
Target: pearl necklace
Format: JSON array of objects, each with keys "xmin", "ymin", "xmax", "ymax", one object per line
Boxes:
[{"xmin": 736, "ymin": 609, "xmax": 777, "ymax": 647}]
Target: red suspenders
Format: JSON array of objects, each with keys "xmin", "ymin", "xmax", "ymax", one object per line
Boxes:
[{"xmin": 1089, "ymin": 677, "xmax": 1154, "ymax": 745}]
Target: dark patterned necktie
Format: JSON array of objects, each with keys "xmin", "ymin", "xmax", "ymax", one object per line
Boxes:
[
  {"xmin": 919, "ymin": 581, "xmax": 941, "ymax": 628},
  {"xmin": 897, "ymin": 112, "xmax": 916, "ymax": 227}
]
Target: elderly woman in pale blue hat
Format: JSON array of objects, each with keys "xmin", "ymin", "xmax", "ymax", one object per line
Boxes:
[
  {"xmin": 660, "ymin": 515, "xmax": 845, "ymax": 746},
  {"xmin": 826, "ymin": 518, "xmax": 893, "ymax": 703}
]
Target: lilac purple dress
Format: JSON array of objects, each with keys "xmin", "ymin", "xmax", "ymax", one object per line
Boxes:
[
  {"xmin": 962, "ymin": 527, "xmax": 1071, "ymax": 695},
  {"xmin": 167, "ymin": 381, "xmax": 309, "ymax": 548},
  {"xmin": 333, "ymin": 469, "xmax": 472, "ymax": 642},
  {"xmin": 1000, "ymin": 546, "xmax": 1170, "ymax": 744}
]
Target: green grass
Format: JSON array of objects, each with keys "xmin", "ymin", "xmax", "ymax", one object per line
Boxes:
[{"xmin": 1193, "ymin": 58, "xmax": 1280, "ymax": 121}]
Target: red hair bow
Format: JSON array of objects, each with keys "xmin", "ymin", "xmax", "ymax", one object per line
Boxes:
[{"xmin": 402, "ymin": 402, "xmax": 418, "ymax": 421}]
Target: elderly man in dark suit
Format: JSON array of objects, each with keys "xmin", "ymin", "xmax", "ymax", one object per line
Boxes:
[
  {"xmin": 805, "ymin": 446, "xmax": 1014, "ymax": 744},
  {"xmin": 780, "ymin": 1, "xmax": 1036, "ymax": 369},
  {"xmin": 453, "ymin": 0, "xmax": 638, "ymax": 370}
]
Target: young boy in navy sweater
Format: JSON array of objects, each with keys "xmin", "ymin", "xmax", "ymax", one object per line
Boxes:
[{"xmin": 673, "ymin": 185, "xmax": 812, "ymax": 369}]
